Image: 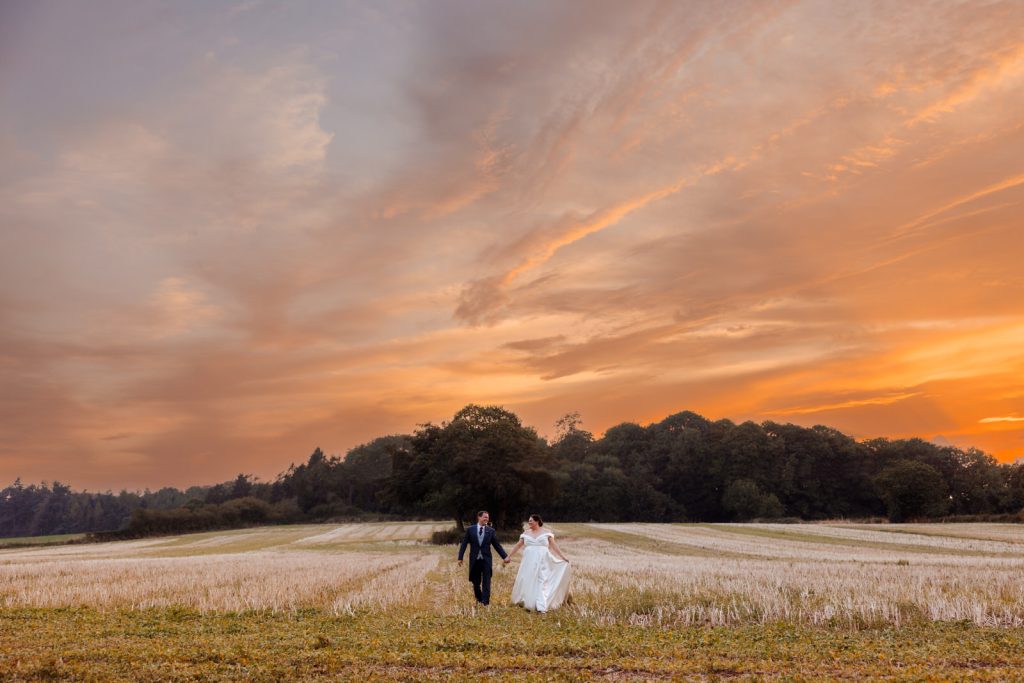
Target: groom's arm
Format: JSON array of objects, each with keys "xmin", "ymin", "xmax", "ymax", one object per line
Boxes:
[
  {"xmin": 490, "ymin": 534, "xmax": 508, "ymax": 560},
  {"xmin": 457, "ymin": 528, "xmax": 471, "ymax": 562}
]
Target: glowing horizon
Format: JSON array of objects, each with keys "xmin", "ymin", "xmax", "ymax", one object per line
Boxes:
[{"xmin": 1, "ymin": 1, "xmax": 1023, "ymax": 490}]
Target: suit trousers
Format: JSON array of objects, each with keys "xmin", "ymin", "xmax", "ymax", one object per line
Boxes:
[{"xmin": 468, "ymin": 559, "xmax": 492, "ymax": 605}]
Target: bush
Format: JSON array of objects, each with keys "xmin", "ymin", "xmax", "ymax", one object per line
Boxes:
[
  {"xmin": 269, "ymin": 498, "xmax": 303, "ymax": 523},
  {"xmin": 91, "ymin": 497, "xmax": 278, "ymax": 539},
  {"xmin": 930, "ymin": 511, "xmax": 1024, "ymax": 523},
  {"xmin": 430, "ymin": 527, "xmax": 463, "ymax": 545},
  {"xmin": 219, "ymin": 497, "xmax": 272, "ymax": 525},
  {"xmin": 306, "ymin": 501, "xmax": 364, "ymax": 520}
]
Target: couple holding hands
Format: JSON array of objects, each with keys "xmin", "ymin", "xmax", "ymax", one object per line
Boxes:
[{"xmin": 457, "ymin": 511, "xmax": 571, "ymax": 613}]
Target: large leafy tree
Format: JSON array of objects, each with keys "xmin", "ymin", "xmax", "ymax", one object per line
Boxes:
[
  {"xmin": 384, "ymin": 404, "xmax": 555, "ymax": 530},
  {"xmin": 875, "ymin": 460, "xmax": 950, "ymax": 522},
  {"xmin": 721, "ymin": 479, "xmax": 784, "ymax": 521},
  {"xmin": 278, "ymin": 448, "xmax": 347, "ymax": 514},
  {"xmin": 341, "ymin": 435, "xmax": 408, "ymax": 511}
]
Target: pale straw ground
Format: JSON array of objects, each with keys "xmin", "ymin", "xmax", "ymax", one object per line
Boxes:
[{"xmin": 2, "ymin": 522, "xmax": 1023, "ymax": 628}]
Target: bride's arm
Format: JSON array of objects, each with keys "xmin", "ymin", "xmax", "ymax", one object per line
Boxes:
[
  {"xmin": 547, "ymin": 535, "xmax": 569, "ymax": 563},
  {"xmin": 504, "ymin": 538, "xmax": 524, "ymax": 562}
]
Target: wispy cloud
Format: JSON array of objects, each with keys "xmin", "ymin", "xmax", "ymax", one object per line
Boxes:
[
  {"xmin": 888, "ymin": 172, "xmax": 1024, "ymax": 242},
  {"xmin": 905, "ymin": 43, "xmax": 1024, "ymax": 126},
  {"xmin": 2, "ymin": 0, "xmax": 1023, "ymax": 488},
  {"xmin": 768, "ymin": 392, "xmax": 924, "ymax": 417}
]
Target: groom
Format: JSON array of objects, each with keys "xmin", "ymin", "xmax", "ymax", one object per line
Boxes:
[{"xmin": 457, "ymin": 510, "xmax": 508, "ymax": 606}]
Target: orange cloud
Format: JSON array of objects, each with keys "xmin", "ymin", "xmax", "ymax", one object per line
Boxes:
[
  {"xmin": 2, "ymin": 1, "xmax": 1023, "ymax": 489},
  {"xmin": 906, "ymin": 43, "xmax": 1024, "ymax": 126}
]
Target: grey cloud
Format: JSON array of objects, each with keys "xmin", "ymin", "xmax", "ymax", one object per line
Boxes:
[
  {"xmin": 453, "ymin": 276, "xmax": 509, "ymax": 326},
  {"xmin": 501, "ymin": 335, "xmax": 567, "ymax": 353},
  {"xmin": 3, "ymin": 0, "xmax": 1024, "ymax": 487}
]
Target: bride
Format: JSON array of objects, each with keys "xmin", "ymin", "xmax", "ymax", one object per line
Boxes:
[{"xmin": 504, "ymin": 514, "xmax": 571, "ymax": 613}]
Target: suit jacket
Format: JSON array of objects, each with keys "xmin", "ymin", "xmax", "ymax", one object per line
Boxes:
[{"xmin": 458, "ymin": 523, "xmax": 507, "ymax": 572}]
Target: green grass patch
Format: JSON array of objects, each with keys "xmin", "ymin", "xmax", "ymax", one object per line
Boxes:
[
  {"xmin": 835, "ymin": 523, "xmax": 1024, "ymax": 545},
  {"xmin": 704, "ymin": 524, "xmax": 1024, "ymax": 559},
  {"xmin": 2, "ymin": 607, "xmax": 1023, "ymax": 681},
  {"xmin": 0, "ymin": 533, "xmax": 87, "ymax": 549},
  {"xmin": 566, "ymin": 523, "xmax": 750, "ymax": 559}
]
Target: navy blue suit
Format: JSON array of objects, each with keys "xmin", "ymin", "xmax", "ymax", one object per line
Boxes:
[{"xmin": 458, "ymin": 523, "xmax": 507, "ymax": 605}]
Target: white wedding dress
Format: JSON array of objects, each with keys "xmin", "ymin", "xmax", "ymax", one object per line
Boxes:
[{"xmin": 510, "ymin": 530, "xmax": 571, "ymax": 612}]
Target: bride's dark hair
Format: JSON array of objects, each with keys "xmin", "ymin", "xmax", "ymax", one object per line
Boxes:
[{"xmin": 528, "ymin": 514, "xmax": 543, "ymax": 527}]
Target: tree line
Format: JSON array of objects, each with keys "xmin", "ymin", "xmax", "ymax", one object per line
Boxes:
[
  {"xmin": 3, "ymin": 405, "xmax": 1023, "ymax": 539},
  {"xmin": 0, "ymin": 480, "xmax": 224, "ymax": 539}
]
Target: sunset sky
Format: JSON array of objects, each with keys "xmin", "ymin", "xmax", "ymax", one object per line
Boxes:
[{"xmin": 2, "ymin": 1, "xmax": 1023, "ymax": 491}]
